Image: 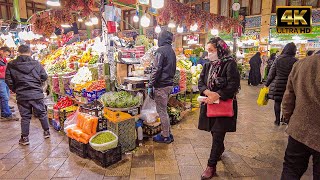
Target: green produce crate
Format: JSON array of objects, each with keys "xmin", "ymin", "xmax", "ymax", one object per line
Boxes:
[{"xmin": 107, "ymin": 118, "xmax": 136, "ymax": 153}]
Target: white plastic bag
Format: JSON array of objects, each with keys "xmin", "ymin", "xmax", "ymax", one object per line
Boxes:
[
  {"xmin": 63, "ymin": 108, "xmax": 79, "ymax": 134},
  {"xmin": 140, "ymin": 96, "xmax": 158, "ymax": 123}
]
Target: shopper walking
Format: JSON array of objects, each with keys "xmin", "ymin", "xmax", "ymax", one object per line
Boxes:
[
  {"xmin": 248, "ymin": 52, "xmax": 262, "ymax": 86},
  {"xmin": 149, "ymin": 30, "xmax": 176, "ymax": 144},
  {"xmin": 265, "ymin": 53, "xmax": 276, "ymax": 76},
  {"xmin": 0, "ymin": 47, "xmax": 18, "ymax": 121},
  {"xmin": 265, "ymin": 42, "xmax": 297, "ymax": 126},
  {"xmin": 281, "ymin": 53, "xmax": 320, "ymax": 180},
  {"xmin": 198, "ymin": 37, "xmax": 240, "ymax": 179},
  {"xmin": 261, "ymin": 55, "xmax": 268, "ymax": 82},
  {"xmin": 5, "ymin": 45, "xmax": 50, "ymax": 145}
]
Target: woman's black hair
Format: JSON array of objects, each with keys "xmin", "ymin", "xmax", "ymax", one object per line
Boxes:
[
  {"xmin": 307, "ymin": 50, "xmax": 314, "ymax": 56},
  {"xmin": 207, "ymin": 37, "xmax": 230, "ymax": 59}
]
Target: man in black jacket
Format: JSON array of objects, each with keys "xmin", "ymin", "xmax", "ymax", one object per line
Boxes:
[
  {"xmin": 149, "ymin": 30, "xmax": 176, "ymax": 144},
  {"xmin": 6, "ymin": 45, "xmax": 50, "ymax": 145}
]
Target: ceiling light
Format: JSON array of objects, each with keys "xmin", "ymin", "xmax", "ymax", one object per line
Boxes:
[
  {"xmin": 177, "ymin": 26, "xmax": 183, "ymax": 33},
  {"xmin": 78, "ymin": 17, "xmax": 83, "ymax": 22},
  {"xmin": 85, "ymin": 21, "xmax": 93, "ymax": 26},
  {"xmin": 90, "ymin": 16, "xmax": 99, "ymax": 25},
  {"xmin": 155, "ymin": 25, "xmax": 161, "ymax": 33},
  {"xmin": 47, "ymin": 0, "xmax": 60, "ymax": 7},
  {"xmin": 151, "ymin": 0, "xmax": 164, "ymax": 9},
  {"xmin": 140, "ymin": 13, "xmax": 150, "ymax": 27}
]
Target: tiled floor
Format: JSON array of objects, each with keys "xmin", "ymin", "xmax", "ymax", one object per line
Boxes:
[{"xmin": 0, "ymin": 81, "xmax": 314, "ymax": 180}]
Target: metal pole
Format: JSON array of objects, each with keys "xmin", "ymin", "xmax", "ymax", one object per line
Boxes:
[{"xmin": 233, "ymin": 0, "xmax": 239, "ymax": 55}]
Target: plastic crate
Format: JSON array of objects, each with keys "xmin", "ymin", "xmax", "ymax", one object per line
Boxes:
[
  {"xmin": 69, "ymin": 138, "xmax": 88, "ymax": 158},
  {"xmin": 107, "ymin": 118, "xmax": 136, "ymax": 153},
  {"xmin": 87, "ymin": 145, "xmax": 122, "ymax": 168},
  {"xmin": 142, "ymin": 121, "xmax": 161, "ymax": 136},
  {"xmin": 79, "ymin": 101, "xmax": 104, "ymax": 117},
  {"xmin": 86, "ymin": 89, "xmax": 106, "ymax": 103}
]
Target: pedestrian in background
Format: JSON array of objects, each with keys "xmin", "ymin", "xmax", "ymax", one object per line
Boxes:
[
  {"xmin": 149, "ymin": 30, "xmax": 176, "ymax": 144},
  {"xmin": 265, "ymin": 42, "xmax": 297, "ymax": 126},
  {"xmin": 5, "ymin": 45, "xmax": 50, "ymax": 145},
  {"xmin": 0, "ymin": 46, "xmax": 18, "ymax": 121},
  {"xmin": 266, "ymin": 53, "xmax": 276, "ymax": 77},
  {"xmin": 261, "ymin": 55, "xmax": 268, "ymax": 82},
  {"xmin": 198, "ymin": 37, "xmax": 240, "ymax": 179},
  {"xmin": 281, "ymin": 52, "xmax": 320, "ymax": 179},
  {"xmin": 248, "ymin": 52, "xmax": 262, "ymax": 86}
]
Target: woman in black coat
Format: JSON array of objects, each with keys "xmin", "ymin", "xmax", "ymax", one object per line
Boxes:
[
  {"xmin": 248, "ymin": 52, "xmax": 262, "ymax": 86},
  {"xmin": 198, "ymin": 37, "xmax": 240, "ymax": 179},
  {"xmin": 265, "ymin": 42, "xmax": 297, "ymax": 126}
]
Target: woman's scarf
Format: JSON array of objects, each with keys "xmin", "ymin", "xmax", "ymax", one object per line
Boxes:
[{"xmin": 207, "ymin": 56, "xmax": 234, "ymax": 90}]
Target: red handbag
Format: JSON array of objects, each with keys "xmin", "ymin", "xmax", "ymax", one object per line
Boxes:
[{"xmin": 207, "ymin": 99, "xmax": 234, "ymax": 117}]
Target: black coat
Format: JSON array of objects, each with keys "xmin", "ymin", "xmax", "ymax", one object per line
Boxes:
[
  {"xmin": 149, "ymin": 30, "xmax": 176, "ymax": 88},
  {"xmin": 5, "ymin": 55, "xmax": 48, "ymax": 101},
  {"xmin": 248, "ymin": 52, "xmax": 262, "ymax": 86},
  {"xmin": 198, "ymin": 60, "xmax": 240, "ymax": 132},
  {"xmin": 266, "ymin": 43, "xmax": 297, "ymax": 101}
]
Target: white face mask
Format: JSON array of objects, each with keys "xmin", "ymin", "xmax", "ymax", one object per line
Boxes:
[{"xmin": 208, "ymin": 52, "xmax": 218, "ymax": 61}]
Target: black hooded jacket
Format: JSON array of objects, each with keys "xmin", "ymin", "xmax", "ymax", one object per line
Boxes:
[
  {"xmin": 149, "ymin": 30, "xmax": 177, "ymax": 88},
  {"xmin": 5, "ymin": 55, "xmax": 48, "ymax": 101},
  {"xmin": 266, "ymin": 42, "xmax": 297, "ymax": 101}
]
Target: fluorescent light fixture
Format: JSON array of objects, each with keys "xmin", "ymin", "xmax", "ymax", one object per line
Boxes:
[{"xmin": 47, "ymin": 0, "xmax": 60, "ymax": 7}]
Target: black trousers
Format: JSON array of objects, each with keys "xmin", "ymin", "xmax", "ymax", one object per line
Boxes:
[
  {"xmin": 17, "ymin": 99, "xmax": 49, "ymax": 137},
  {"xmin": 274, "ymin": 100, "xmax": 282, "ymax": 122},
  {"xmin": 208, "ymin": 132, "xmax": 226, "ymax": 167},
  {"xmin": 281, "ymin": 136, "xmax": 320, "ymax": 180}
]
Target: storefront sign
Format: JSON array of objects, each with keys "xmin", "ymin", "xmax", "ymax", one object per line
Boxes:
[
  {"xmin": 186, "ymin": 35, "xmax": 199, "ymax": 45},
  {"xmin": 276, "ymin": 6, "xmax": 312, "ymax": 34}
]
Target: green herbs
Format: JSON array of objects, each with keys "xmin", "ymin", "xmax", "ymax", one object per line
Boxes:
[
  {"xmin": 100, "ymin": 91, "xmax": 140, "ymax": 108},
  {"xmin": 91, "ymin": 132, "xmax": 116, "ymax": 144}
]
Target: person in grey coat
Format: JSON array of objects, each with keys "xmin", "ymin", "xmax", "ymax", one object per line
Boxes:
[
  {"xmin": 281, "ymin": 52, "xmax": 320, "ymax": 179},
  {"xmin": 5, "ymin": 45, "xmax": 50, "ymax": 145}
]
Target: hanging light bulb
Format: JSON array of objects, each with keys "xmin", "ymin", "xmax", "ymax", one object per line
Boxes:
[
  {"xmin": 47, "ymin": 0, "xmax": 60, "ymax": 6},
  {"xmin": 168, "ymin": 20, "xmax": 176, "ymax": 28},
  {"xmin": 151, "ymin": 0, "xmax": 164, "ymax": 9},
  {"xmin": 155, "ymin": 25, "xmax": 161, "ymax": 33},
  {"xmin": 90, "ymin": 15, "xmax": 99, "ymax": 25},
  {"xmin": 211, "ymin": 29, "xmax": 219, "ymax": 36},
  {"xmin": 190, "ymin": 23, "xmax": 198, "ymax": 32},
  {"xmin": 133, "ymin": 10, "xmax": 139, "ymax": 23},
  {"xmin": 183, "ymin": 36, "xmax": 187, "ymax": 41},
  {"xmin": 78, "ymin": 17, "xmax": 83, "ymax": 22},
  {"xmin": 177, "ymin": 25, "xmax": 183, "ymax": 33},
  {"xmin": 18, "ymin": 30, "xmax": 28, "ymax": 40},
  {"xmin": 50, "ymin": 33, "xmax": 57, "ymax": 39},
  {"xmin": 85, "ymin": 20, "xmax": 93, "ymax": 26},
  {"xmin": 61, "ymin": 23, "xmax": 72, "ymax": 28},
  {"xmin": 140, "ymin": 13, "xmax": 150, "ymax": 27},
  {"xmin": 27, "ymin": 31, "xmax": 35, "ymax": 40}
]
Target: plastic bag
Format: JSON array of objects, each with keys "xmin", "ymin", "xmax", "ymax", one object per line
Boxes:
[
  {"xmin": 64, "ymin": 108, "xmax": 80, "ymax": 134},
  {"xmin": 257, "ymin": 87, "xmax": 269, "ymax": 106},
  {"xmin": 140, "ymin": 96, "xmax": 158, "ymax": 123}
]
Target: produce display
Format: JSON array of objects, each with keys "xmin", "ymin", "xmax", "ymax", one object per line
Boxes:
[
  {"xmin": 54, "ymin": 97, "xmax": 74, "ymax": 109},
  {"xmin": 186, "ymin": 71, "xmax": 192, "ymax": 92},
  {"xmin": 190, "ymin": 64, "xmax": 203, "ymax": 85},
  {"xmin": 100, "ymin": 91, "xmax": 140, "ymax": 108},
  {"xmin": 179, "ymin": 69, "xmax": 187, "ymax": 92},
  {"xmin": 177, "ymin": 55, "xmax": 193, "ymax": 70},
  {"xmin": 71, "ymin": 67, "xmax": 93, "ymax": 84},
  {"xmin": 86, "ymin": 80, "xmax": 106, "ymax": 92}
]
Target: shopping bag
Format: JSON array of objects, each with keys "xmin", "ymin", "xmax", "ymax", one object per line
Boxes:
[
  {"xmin": 140, "ymin": 96, "xmax": 159, "ymax": 123},
  {"xmin": 257, "ymin": 87, "xmax": 269, "ymax": 106}
]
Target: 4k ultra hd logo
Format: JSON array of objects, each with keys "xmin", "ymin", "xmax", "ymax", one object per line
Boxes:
[{"xmin": 276, "ymin": 6, "xmax": 312, "ymax": 34}]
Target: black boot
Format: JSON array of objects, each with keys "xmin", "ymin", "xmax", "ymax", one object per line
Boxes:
[{"xmin": 274, "ymin": 120, "xmax": 280, "ymax": 126}]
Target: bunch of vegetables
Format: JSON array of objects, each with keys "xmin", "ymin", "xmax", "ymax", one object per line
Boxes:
[
  {"xmin": 186, "ymin": 71, "xmax": 192, "ymax": 92},
  {"xmin": 89, "ymin": 54, "xmax": 99, "ymax": 64},
  {"xmin": 74, "ymin": 81, "xmax": 92, "ymax": 92},
  {"xmin": 100, "ymin": 91, "xmax": 140, "ymax": 108},
  {"xmin": 179, "ymin": 69, "xmax": 187, "ymax": 92},
  {"xmin": 192, "ymin": 47, "xmax": 205, "ymax": 57},
  {"xmin": 167, "ymin": 106, "xmax": 181, "ymax": 121},
  {"xmin": 54, "ymin": 97, "xmax": 73, "ymax": 109},
  {"xmin": 177, "ymin": 58, "xmax": 193, "ymax": 70},
  {"xmin": 71, "ymin": 67, "xmax": 92, "ymax": 84},
  {"xmin": 191, "ymin": 64, "xmax": 203, "ymax": 85},
  {"xmin": 86, "ymin": 80, "xmax": 106, "ymax": 92},
  {"xmin": 91, "ymin": 131, "xmax": 116, "ymax": 144},
  {"xmin": 79, "ymin": 51, "xmax": 92, "ymax": 63}
]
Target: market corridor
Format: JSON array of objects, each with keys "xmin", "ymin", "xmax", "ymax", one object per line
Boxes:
[{"xmin": 0, "ymin": 81, "xmax": 313, "ymax": 180}]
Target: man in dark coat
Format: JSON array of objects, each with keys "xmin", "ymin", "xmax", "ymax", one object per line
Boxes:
[
  {"xmin": 281, "ymin": 53, "xmax": 320, "ymax": 179},
  {"xmin": 248, "ymin": 52, "xmax": 262, "ymax": 86},
  {"xmin": 265, "ymin": 42, "xmax": 297, "ymax": 126},
  {"xmin": 149, "ymin": 30, "xmax": 176, "ymax": 144},
  {"xmin": 5, "ymin": 45, "xmax": 50, "ymax": 145}
]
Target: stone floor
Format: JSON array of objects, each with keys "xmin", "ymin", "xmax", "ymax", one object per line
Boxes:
[{"xmin": 0, "ymin": 81, "xmax": 314, "ymax": 180}]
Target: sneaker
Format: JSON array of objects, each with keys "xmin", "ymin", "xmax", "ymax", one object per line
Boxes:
[
  {"xmin": 1, "ymin": 114, "xmax": 19, "ymax": 121},
  {"xmin": 44, "ymin": 130, "xmax": 50, "ymax": 139},
  {"xmin": 19, "ymin": 136, "xmax": 29, "ymax": 146},
  {"xmin": 153, "ymin": 134, "xmax": 173, "ymax": 144}
]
